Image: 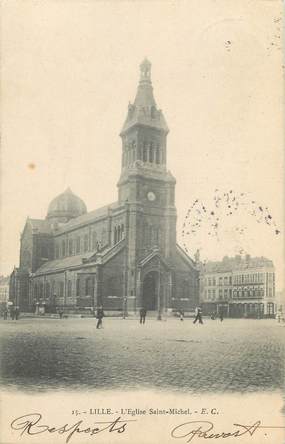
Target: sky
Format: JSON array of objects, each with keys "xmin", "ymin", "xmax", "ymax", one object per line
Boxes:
[{"xmin": 1, "ymin": 0, "xmax": 284, "ymax": 289}]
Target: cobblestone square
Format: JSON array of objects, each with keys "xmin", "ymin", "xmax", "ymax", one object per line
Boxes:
[{"xmin": 0, "ymin": 317, "xmax": 284, "ymax": 394}]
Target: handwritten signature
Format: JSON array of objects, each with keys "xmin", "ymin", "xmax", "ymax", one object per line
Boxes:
[
  {"xmin": 11, "ymin": 413, "xmax": 136, "ymax": 443},
  {"xmin": 171, "ymin": 420, "xmax": 285, "ymax": 442}
]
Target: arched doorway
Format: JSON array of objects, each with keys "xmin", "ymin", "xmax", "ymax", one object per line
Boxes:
[{"xmin": 142, "ymin": 271, "xmax": 158, "ymax": 310}]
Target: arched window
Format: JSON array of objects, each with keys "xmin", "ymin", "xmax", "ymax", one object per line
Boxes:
[
  {"xmin": 55, "ymin": 244, "xmax": 59, "ymax": 259},
  {"xmin": 76, "ymin": 237, "xmax": 81, "ymax": 254},
  {"xmin": 84, "ymin": 234, "xmax": 89, "ymax": 252},
  {"xmin": 102, "ymin": 228, "xmax": 106, "ymax": 245},
  {"xmin": 39, "ymin": 282, "xmax": 44, "ymax": 298},
  {"xmin": 121, "ymin": 224, "xmax": 125, "ymax": 239},
  {"xmin": 34, "ymin": 283, "xmax": 38, "ymax": 299},
  {"xmin": 156, "ymin": 144, "xmax": 160, "ymax": 163},
  {"xmin": 45, "ymin": 282, "xmax": 51, "ymax": 299},
  {"xmin": 114, "ymin": 227, "xmax": 117, "ymax": 244},
  {"xmin": 41, "ymin": 245, "xmax": 48, "ymax": 258},
  {"xmin": 92, "ymin": 231, "xmax": 97, "ymax": 250},
  {"xmin": 76, "ymin": 278, "xmax": 80, "ymax": 297},
  {"xmin": 67, "ymin": 281, "xmax": 72, "ymax": 298},
  {"xmin": 62, "ymin": 240, "xmax": 66, "ymax": 257},
  {"xmin": 132, "ymin": 141, "xmax": 136, "ymax": 163},
  {"xmin": 143, "ymin": 142, "xmax": 147, "ymax": 162},
  {"xmin": 85, "ymin": 277, "xmax": 93, "ymax": 296},
  {"xmin": 59, "ymin": 282, "xmax": 64, "ymax": 298},
  {"xmin": 68, "ymin": 239, "xmax": 73, "ymax": 256},
  {"xmin": 149, "ymin": 142, "xmax": 154, "ymax": 163},
  {"xmin": 118, "ymin": 226, "xmax": 121, "ymax": 241},
  {"xmin": 51, "ymin": 281, "xmax": 55, "ymax": 297}
]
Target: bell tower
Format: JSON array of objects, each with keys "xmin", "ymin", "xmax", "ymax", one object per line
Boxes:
[{"xmin": 117, "ymin": 59, "xmax": 177, "ymax": 263}]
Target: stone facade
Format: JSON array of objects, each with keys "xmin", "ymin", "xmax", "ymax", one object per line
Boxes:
[
  {"xmin": 199, "ymin": 255, "xmax": 276, "ymax": 318},
  {"xmin": 10, "ymin": 59, "xmax": 199, "ymax": 316}
]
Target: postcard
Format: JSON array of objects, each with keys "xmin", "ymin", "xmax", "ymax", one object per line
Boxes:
[{"xmin": 0, "ymin": 1, "xmax": 284, "ymax": 443}]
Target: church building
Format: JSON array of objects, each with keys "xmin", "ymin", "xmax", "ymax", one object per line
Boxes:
[{"xmin": 10, "ymin": 59, "xmax": 199, "ymax": 316}]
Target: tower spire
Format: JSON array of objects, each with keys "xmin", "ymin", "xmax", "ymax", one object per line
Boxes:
[
  {"xmin": 139, "ymin": 58, "xmax": 152, "ymax": 84},
  {"xmin": 120, "ymin": 59, "xmax": 168, "ymax": 135}
]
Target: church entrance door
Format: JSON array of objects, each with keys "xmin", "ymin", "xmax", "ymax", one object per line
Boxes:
[{"xmin": 142, "ymin": 271, "xmax": 158, "ymax": 311}]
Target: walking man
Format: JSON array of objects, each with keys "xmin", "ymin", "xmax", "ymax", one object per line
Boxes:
[
  {"xmin": 193, "ymin": 306, "xmax": 203, "ymax": 324},
  {"xmin": 139, "ymin": 307, "xmax": 147, "ymax": 324},
  {"xmin": 15, "ymin": 307, "xmax": 20, "ymax": 320},
  {"xmin": 96, "ymin": 306, "xmax": 104, "ymax": 329}
]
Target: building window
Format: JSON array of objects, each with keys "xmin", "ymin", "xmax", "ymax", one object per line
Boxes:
[
  {"xmin": 76, "ymin": 237, "xmax": 81, "ymax": 254},
  {"xmin": 67, "ymin": 281, "xmax": 72, "ymax": 298},
  {"xmin": 224, "ymin": 277, "xmax": 228, "ymax": 285},
  {"xmin": 229, "ymin": 276, "xmax": 232, "ymax": 285},
  {"xmin": 208, "ymin": 277, "xmax": 211, "ymax": 286},
  {"xmin": 219, "ymin": 277, "xmax": 222, "ymax": 286},
  {"xmin": 212, "ymin": 278, "xmax": 216, "ymax": 286},
  {"xmin": 219, "ymin": 289, "xmax": 223, "ymax": 299},
  {"xmin": 229, "ymin": 289, "xmax": 232, "ymax": 298},
  {"xmin": 267, "ymin": 302, "xmax": 274, "ymax": 315},
  {"xmin": 224, "ymin": 289, "xmax": 228, "ymax": 298}
]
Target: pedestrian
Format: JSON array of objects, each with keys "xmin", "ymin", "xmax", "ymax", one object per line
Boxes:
[
  {"xmin": 10, "ymin": 307, "xmax": 15, "ymax": 320},
  {"xmin": 58, "ymin": 309, "xmax": 64, "ymax": 319},
  {"xmin": 3, "ymin": 308, "xmax": 8, "ymax": 320},
  {"xmin": 193, "ymin": 306, "xmax": 203, "ymax": 324},
  {"xmin": 96, "ymin": 306, "xmax": 104, "ymax": 329},
  {"xmin": 219, "ymin": 311, "xmax": 224, "ymax": 322},
  {"xmin": 179, "ymin": 310, "xmax": 184, "ymax": 321},
  {"xmin": 210, "ymin": 312, "xmax": 216, "ymax": 320},
  {"xmin": 139, "ymin": 307, "xmax": 147, "ymax": 324},
  {"xmin": 15, "ymin": 307, "xmax": 20, "ymax": 320}
]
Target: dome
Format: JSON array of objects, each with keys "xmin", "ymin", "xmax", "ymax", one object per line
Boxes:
[{"xmin": 46, "ymin": 188, "xmax": 87, "ymax": 222}]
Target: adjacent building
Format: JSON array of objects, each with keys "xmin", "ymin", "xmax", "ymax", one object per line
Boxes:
[
  {"xmin": 10, "ymin": 59, "xmax": 199, "ymax": 316},
  {"xmin": 0, "ymin": 275, "xmax": 10, "ymax": 308},
  {"xmin": 200, "ymin": 255, "xmax": 276, "ymax": 318}
]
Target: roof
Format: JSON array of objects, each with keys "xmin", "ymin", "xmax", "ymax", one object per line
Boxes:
[
  {"xmin": 175, "ymin": 244, "xmax": 198, "ymax": 270},
  {"xmin": 34, "ymin": 252, "xmax": 96, "ymax": 274},
  {"xmin": 34, "ymin": 240, "xmax": 126, "ymax": 275},
  {"xmin": 202, "ymin": 256, "xmax": 274, "ymax": 273},
  {"xmin": 47, "ymin": 188, "xmax": 87, "ymax": 220},
  {"xmin": 55, "ymin": 202, "xmax": 119, "ymax": 233},
  {"xmin": 29, "ymin": 219, "xmax": 51, "ymax": 234}
]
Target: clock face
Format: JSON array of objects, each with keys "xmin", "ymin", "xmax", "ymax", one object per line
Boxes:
[{"xmin": 147, "ymin": 191, "xmax": 156, "ymax": 201}]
